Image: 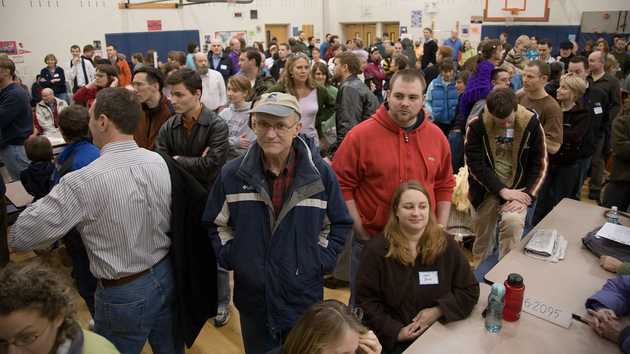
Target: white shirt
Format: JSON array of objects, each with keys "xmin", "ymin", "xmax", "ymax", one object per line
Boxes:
[
  {"xmin": 298, "ymin": 89, "xmax": 319, "ymax": 144},
  {"xmin": 200, "ymin": 69, "xmax": 227, "ymax": 111},
  {"xmin": 67, "ymin": 57, "xmax": 96, "ymax": 90}
]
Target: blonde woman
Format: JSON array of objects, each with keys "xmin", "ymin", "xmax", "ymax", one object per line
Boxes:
[
  {"xmin": 275, "ymin": 300, "xmax": 382, "ymax": 354},
  {"xmin": 267, "ymin": 53, "xmax": 336, "ymax": 149},
  {"xmin": 356, "ymin": 181, "xmax": 479, "ymax": 354},
  {"xmin": 533, "ymin": 73, "xmax": 592, "ymax": 224}
]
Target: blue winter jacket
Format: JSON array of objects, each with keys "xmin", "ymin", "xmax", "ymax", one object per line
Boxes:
[
  {"xmin": 203, "ymin": 135, "xmax": 352, "ymax": 334},
  {"xmin": 427, "ymin": 75, "xmax": 459, "ymax": 124},
  {"xmin": 586, "ymin": 275, "xmax": 630, "ymax": 354}
]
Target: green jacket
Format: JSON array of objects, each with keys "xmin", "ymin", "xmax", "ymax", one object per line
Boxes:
[
  {"xmin": 610, "ymin": 114, "xmax": 630, "ymax": 182},
  {"xmin": 266, "ymin": 83, "xmax": 336, "ymax": 136}
]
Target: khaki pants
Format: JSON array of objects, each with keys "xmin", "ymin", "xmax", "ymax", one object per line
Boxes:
[{"xmin": 472, "ymin": 196, "xmax": 526, "ymax": 268}]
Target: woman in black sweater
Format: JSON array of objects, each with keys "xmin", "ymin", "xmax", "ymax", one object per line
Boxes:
[
  {"xmin": 356, "ymin": 181, "xmax": 479, "ymax": 354},
  {"xmin": 533, "ymin": 73, "xmax": 593, "ymax": 224},
  {"xmin": 39, "ymin": 53, "xmax": 68, "ymax": 103}
]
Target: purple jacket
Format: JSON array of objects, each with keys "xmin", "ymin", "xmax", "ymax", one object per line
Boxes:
[
  {"xmin": 228, "ymin": 50, "xmax": 240, "ymax": 73},
  {"xmin": 586, "ymin": 275, "xmax": 630, "ymax": 354},
  {"xmin": 458, "ymin": 60, "xmax": 494, "ymax": 118}
]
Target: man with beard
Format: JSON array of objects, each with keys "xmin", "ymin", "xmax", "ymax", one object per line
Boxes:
[{"xmin": 194, "ymin": 52, "xmax": 227, "ymax": 112}]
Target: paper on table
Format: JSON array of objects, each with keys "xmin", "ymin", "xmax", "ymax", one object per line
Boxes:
[{"xmin": 596, "ymin": 223, "xmax": 630, "ymax": 246}]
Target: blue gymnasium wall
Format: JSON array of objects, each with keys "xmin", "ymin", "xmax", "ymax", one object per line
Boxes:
[
  {"xmin": 105, "ymin": 30, "xmax": 200, "ymax": 64},
  {"xmin": 482, "ymin": 25, "xmax": 581, "ymax": 55}
]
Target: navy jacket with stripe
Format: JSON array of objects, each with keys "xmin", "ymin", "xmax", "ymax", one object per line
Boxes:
[{"xmin": 203, "ymin": 135, "xmax": 352, "ymax": 333}]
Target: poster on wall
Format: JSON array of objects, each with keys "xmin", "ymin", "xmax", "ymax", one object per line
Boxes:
[
  {"xmin": 147, "ymin": 20, "xmax": 162, "ymax": 31},
  {"xmin": 0, "ymin": 41, "xmax": 18, "ymax": 56},
  {"xmin": 411, "ymin": 10, "xmax": 423, "ymax": 28},
  {"xmin": 206, "ymin": 31, "xmax": 247, "ymax": 47}
]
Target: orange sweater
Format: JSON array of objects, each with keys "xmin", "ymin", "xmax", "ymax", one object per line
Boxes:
[
  {"xmin": 115, "ymin": 58, "xmax": 132, "ymax": 87},
  {"xmin": 332, "ymin": 105, "xmax": 455, "ymax": 236}
]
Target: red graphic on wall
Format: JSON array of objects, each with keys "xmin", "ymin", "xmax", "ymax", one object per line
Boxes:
[{"xmin": 147, "ymin": 20, "xmax": 162, "ymax": 31}]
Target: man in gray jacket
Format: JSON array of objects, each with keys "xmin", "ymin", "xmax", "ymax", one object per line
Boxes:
[{"xmin": 331, "ymin": 51, "xmax": 379, "ymax": 154}]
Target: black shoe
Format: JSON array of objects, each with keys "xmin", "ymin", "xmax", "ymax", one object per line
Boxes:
[
  {"xmin": 213, "ymin": 306, "xmax": 230, "ymax": 327},
  {"xmin": 324, "ymin": 277, "xmax": 349, "ymax": 289}
]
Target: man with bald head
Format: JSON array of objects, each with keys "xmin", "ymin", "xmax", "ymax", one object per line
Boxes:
[
  {"xmin": 194, "ymin": 52, "xmax": 227, "ymax": 112},
  {"xmin": 443, "ymin": 29, "xmax": 463, "ymax": 62},
  {"xmin": 34, "ymin": 87, "xmax": 67, "ymax": 140},
  {"xmin": 207, "ymin": 39, "xmax": 235, "ymax": 83},
  {"xmin": 586, "ymin": 50, "xmax": 621, "ymax": 201}
]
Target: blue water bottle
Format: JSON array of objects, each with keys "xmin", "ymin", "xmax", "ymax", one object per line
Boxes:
[{"xmin": 485, "ymin": 283, "xmax": 506, "ymax": 333}]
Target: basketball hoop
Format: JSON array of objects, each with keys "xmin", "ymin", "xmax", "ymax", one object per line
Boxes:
[{"xmin": 502, "ymin": 8, "xmax": 521, "ymax": 25}]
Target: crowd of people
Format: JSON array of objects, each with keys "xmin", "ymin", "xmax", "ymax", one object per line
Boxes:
[{"xmin": 0, "ymin": 26, "xmax": 629, "ymax": 354}]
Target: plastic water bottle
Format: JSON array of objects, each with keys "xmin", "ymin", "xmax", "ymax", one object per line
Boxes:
[
  {"xmin": 608, "ymin": 206, "xmax": 620, "ymax": 225},
  {"xmin": 485, "ymin": 283, "xmax": 505, "ymax": 333}
]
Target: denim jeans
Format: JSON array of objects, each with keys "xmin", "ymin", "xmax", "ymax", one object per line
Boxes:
[
  {"xmin": 349, "ymin": 233, "xmax": 365, "ymax": 307},
  {"xmin": 217, "ymin": 266, "xmax": 231, "ymax": 310},
  {"xmin": 448, "ymin": 130, "xmax": 465, "ymax": 172},
  {"xmin": 239, "ymin": 312, "xmax": 284, "ymax": 354},
  {"xmin": 0, "ymin": 144, "xmax": 29, "ymax": 181},
  {"xmin": 94, "ymin": 257, "xmax": 183, "ymax": 354}
]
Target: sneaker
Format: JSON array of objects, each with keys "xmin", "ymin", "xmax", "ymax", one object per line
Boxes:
[{"xmin": 213, "ymin": 306, "xmax": 230, "ymax": 327}]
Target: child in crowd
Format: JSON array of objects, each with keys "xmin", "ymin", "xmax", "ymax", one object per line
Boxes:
[
  {"xmin": 219, "ymin": 74, "xmax": 256, "ymax": 160},
  {"xmin": 425, "ymin": 60, "xmax": 459, "ymax": 136},
  {"xmin": 455, "ymin": 70, "xmax": 469, "ymax": 95},
  {"xmin": 19, "ymin": 136, "xmax": 54, "ymax": 201},
  {"xmin": 505, "ymin": 35, "xmax": 530, "ymax": 70}
]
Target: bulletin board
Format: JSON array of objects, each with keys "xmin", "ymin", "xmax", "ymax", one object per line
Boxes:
[{"xmin": 105, "ymin": 30, "xmax": 199, "ymax": 64}]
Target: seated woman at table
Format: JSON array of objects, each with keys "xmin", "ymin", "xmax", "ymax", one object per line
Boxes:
[
  {"xmin": 585, "ymin": 275, "xmax": 630, "ymax": 354},
  {"xmin": 0, "ymin": 262, "xmax": 120, "ymax": 353},
  {"xmin": 272, "ymin": 299, "xmax": 382, "ymax": 354},
  {"xmin": 356, "ymin": 181, "xmax": 480, "ymax": 354}
]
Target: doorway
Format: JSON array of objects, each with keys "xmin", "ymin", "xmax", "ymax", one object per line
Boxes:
[
  {"xmin": 383, "ymin": 22, "xmax": 400, "ymax": 42},
  {"xmin": 342, "ymin": 23, "xmax": 377, "ymax": 47},
  {"xmin": 266, "ymin": 24, "xmax": 289, "ymax": 45}
]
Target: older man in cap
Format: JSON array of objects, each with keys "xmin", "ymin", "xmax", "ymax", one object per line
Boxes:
[{"xmin": 203, "ymin": 92, "xmax": 352, "ymax": 353}]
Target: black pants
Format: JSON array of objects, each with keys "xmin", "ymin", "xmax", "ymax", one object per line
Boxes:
[
  {"xmin": 602, "ymin": 181, "xmax": 630, "ymax": 211},
  {"xmin": 533, "ymin": 162, "xmax": 581, "ymax": 226},
  {"xmin": 63, "ymin": 228, "xmax": 97, "ymax": 315}
]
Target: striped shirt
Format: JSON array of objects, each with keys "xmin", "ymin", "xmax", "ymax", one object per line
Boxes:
[{"xmin": 9, "ymin": 140, "xmax": 172, "ymax": 279}]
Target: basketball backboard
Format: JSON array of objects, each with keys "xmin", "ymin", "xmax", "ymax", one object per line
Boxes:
[{"xmin": 483, "ymin": 0, "xmax": 550, "ymax": 22}]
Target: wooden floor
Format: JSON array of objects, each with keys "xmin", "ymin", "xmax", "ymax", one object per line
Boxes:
[{"xmin": 8, "ymin": 183, "xmax": 598, "ymax": 354}]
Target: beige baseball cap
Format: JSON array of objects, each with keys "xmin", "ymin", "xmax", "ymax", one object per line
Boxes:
[{"xmin": 249, "ymin": 92, "xmax": 301, "ymax": 118}]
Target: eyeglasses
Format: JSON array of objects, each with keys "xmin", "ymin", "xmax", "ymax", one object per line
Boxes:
[
  {"xmin": 253, "ymin": 120, "xmax": 298, "ymax": 135},
  {"xmin": 0, "ymin": 322, "xmax": 52, "ymax": 348}
]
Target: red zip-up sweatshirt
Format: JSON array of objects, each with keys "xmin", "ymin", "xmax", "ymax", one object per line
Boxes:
[{"xmin": 332, "ymin": 105, "xmax": 455, "ymax": 237}]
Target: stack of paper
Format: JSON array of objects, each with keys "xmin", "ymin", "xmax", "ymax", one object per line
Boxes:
[
  {"xmin": 524, "ymin": 229, "xmax": 567, "ymax": 263},
  {"xmin": 596, "ymin": 223, "xmax": 630, "ymax": 245}
]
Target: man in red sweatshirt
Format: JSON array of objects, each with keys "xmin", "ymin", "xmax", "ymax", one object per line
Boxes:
[{"xmin": 332, "ymin": 69, "xmax": 455, "ymax": 305}]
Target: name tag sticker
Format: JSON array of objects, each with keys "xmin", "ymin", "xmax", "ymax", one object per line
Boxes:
[
  {"xmin": 594, "ymin": 106, "xmax": 603, "ymax": 115},
  {"xmin": 418, "ymin": 271, "xmax": 439, "ymax": 285},
  {"xmin": 220, "ymin": 64, "xmax": 227, "ymax": 70},
  {"xmin": 522, "ymin": 296, "xmax": 572, "ymax": 328}
]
